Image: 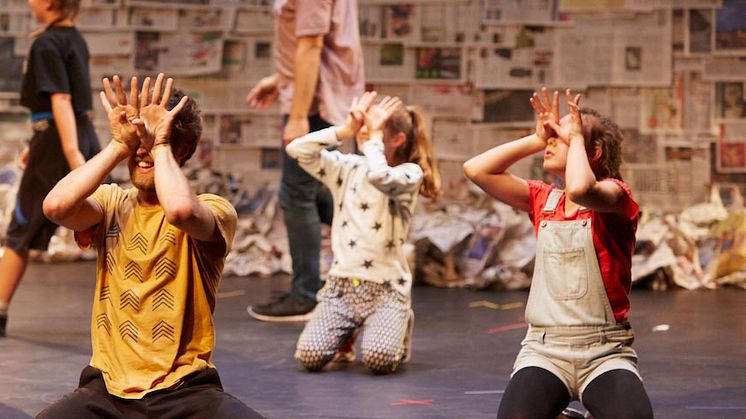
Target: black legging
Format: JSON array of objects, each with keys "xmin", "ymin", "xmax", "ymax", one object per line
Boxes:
[{"xmin": 497, "ymin": 367, "xmax": 654, "ymax": 419}]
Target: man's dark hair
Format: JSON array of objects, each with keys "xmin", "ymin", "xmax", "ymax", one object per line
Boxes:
[{"xmin": 167, "ymin": 89, "xmax": 201, "ymax": 166}]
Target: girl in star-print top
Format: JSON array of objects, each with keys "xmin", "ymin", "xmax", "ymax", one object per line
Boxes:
[
  {"xmin": 464, "ymin": 88, "xmax": 653, "ymax": 418},
  {"xmin": 287, "ymin": 91, "xmax": 441, "ymax": 374}
]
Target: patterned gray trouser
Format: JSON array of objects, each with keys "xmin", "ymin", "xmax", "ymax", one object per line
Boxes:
[{"xmin": 295, "ymin": 277, "xmax": 410, "ymax": 374}]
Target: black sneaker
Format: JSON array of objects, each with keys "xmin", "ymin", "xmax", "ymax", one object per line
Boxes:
[
  {"xmin": 0, "ymin": 313, "xmax": 7, "ymax": 337},
  {"xmin": 247, "ymin": 293, "xmax": 316, "ymax": 322}
]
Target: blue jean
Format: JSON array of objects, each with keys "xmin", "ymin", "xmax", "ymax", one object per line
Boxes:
[{"xmin": 280, "ymin": 115, "xmax": 334, "ymax": 304}]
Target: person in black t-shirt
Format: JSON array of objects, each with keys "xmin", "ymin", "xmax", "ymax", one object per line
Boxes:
[{"xmin": 0, "ymin": 0, "xmax": 101, "ymax": 337}]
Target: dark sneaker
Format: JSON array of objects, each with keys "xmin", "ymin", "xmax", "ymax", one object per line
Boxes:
[
  {"xmin": 0, "ymin": 313, "xmax": 6, "ymax": 337},
  {"xmin": 402, "ymin": 308, "xmax": 414, "ymax": 363},
  {"xmin": 332, "ymin": 328, "xmax": 360, "ymax": 364},
  {"xmin": 557, "ymin": 408, "xmax": 585, "ymax": 419},
  {"xmin": 247, "ymin": 293, "xmax": 316, "ymax": 322}
]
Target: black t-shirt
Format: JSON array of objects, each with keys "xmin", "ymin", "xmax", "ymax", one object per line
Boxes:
[{"xmin": 20, "ymin": 26, "xmax": 93, "ymax": 114}]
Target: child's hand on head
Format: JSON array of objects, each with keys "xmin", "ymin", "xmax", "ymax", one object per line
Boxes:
[
  {"xmin": 530, "ymin": 87, "xmax": 559, "ymax": 144},
  {"xmin": 100, "ymin": 75, "xmax": 140, "ymax": 155},
  {"xmin": 547, "ymin": 89, "xmax": 583, "ymax": 145},
  {"xmin": 363, "ymin": 96, "xmax": 402, "ymax": 142}
]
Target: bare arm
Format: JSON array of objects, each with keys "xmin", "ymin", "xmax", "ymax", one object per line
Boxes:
[
  {"xmin": 283, "ymin": 35, "xmax": 324, "ymax": 144},
  {"xmin": 50, "ymin": 93, "xmax": 85, "ymax": 170},
  {"xmin": 464, "ymin": 88, "xmax": 560, "ymax": 212},
  {"xmin": 44, "ymin": 76, "xmax": 142, "ymax": 231},
  {"xmin": 463, "ymin": 135, "xmax": 543, "ymax": 212}
]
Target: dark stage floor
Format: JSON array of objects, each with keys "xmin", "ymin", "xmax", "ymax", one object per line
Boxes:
[{"xmin": 1, "ymin": 261, "xmax": 744, "ymax": 418}]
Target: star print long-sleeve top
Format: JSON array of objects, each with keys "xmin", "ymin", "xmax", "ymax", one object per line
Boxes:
[{"xmin": 286, "ymin": 127, "xmax": 423, "ymax": 298}]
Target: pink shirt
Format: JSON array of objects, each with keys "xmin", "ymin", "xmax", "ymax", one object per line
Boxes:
[
  {"xmin": 273, "ymin": 0, "xmax": 364, "ymax": 125},
  {"xmin": 527, "ymin": 179, "xmax": 640, "ymax": 323}
]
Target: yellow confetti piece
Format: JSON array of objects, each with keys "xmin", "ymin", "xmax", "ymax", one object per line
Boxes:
[
  {"xmin": 217, "ymin": 290, "xmax": 246, "ymax": 299},
  {"xmin": 468, "ymin": 300, "xmax": 499, "ymax": 309},
  {"xmin": 499, "ymin": 302, "xmax": 524, "ymax": 310},
  {"xmin": 352, "ymin": 278, "xmax": 361, "ymax": 287}
]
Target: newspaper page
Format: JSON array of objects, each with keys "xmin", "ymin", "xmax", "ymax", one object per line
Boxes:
[
  {"xmin": 555, "ymin": 11, "xmax": 671, "ymax": 88},
  {"xmin": 622, "ymin": 129, "xmax": 659, "ymax": 164},
  {"xmin": 419, "ymin": 2, "xmax": 474, "ymax": 44},
  {"xmin": 717, "ymin": 121, "xmax": 746, "ymax": 173},
  {"xmin": 408, "ymin": 84, "xmax": 483, "ymax": 120},
  {"xmin": 714, "ymin": 0, "xmax": 746, "ymax": 54},
  {"xmin": 560, "ymin": 0, "xmax": 720, "ymax": 11},
  {"xmin": 127, "ymin": 7, "xmax": 179, "ymax": 31},
  {"xmin": 132, "ymin": 31, "xmax": 223, "ymax": 75},
  {"xmin": 431, "ymin": 118, "xmax": 474, "ymax": 160},
  {"xmin": 703, "ymin": 57, "xmax": 746, "ymax": 81},
  {"xmin": 219, "ymin": 37, "xmax": 273, "ymax": 79},
  {"xmin": 86, "ymin": 32, "xmax": 134, "ymax": 56},
  {"xmin": 363, "ymin": 43, "xmax": 416, "ymax": 83},
  {"xmin": 175, "ymin": 79, "xmax": 267, "ymax": 114},
  {"xmin": 76, "ymin": 7, "xmax": 117, "ymax": 30},
  {"xmin": 675, "ymin": 69, "xmax": 713, "ymax": 132},
  {"xmin": 178, "ymin": 7, "xmax": 233, "ymax": 32},
  {"xmin": 0, "ymin": 38, "xmax": 23, "ymax": 93},
  {"xmin": 0, "ymin": 10, "xmax": 30, "ymax": 36},
  {"xmin": 481, "ymin": 0, "xmax": 559, "ymax": 25},
  {"xmin": 233, "ymin": 7, "xmax": 274, "ymax": 35},
  {"xmin": 382, "ymin": 4, "xmax": 418, "ymax": 43},
  {"xmin": 474, "ymin": 27, "xmax": 556, "ymax": 89}
]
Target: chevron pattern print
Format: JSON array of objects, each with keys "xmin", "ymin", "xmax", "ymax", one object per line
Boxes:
[
  {"xmin": 155, "ymin": 259, "xmax": 176, "ymax": 280},
  {"xmin": 99, "ymin": 285, "xmax": 111, "ymax": 302},
  {"xmin": 152, "ymin": 289, "xmax": 175, "ymax": 311},
  {"xmin": 124, "ymin": 261, "xmax": 143, "ymax": 282},
  {"xmin": 105, "ymin": 221, "xmax": 119, "ymax": 238},
  {"xmin": 96, "ymin": 313, "xmax": 112, "ymax": 335},
  {"xmin": 127, "ymin": 233, "xmax": 148, "ymax": 255},
  {"xmin": 163, "ymin": 229, "xmax": 176, "ymax": 245},
  {"xmin": 152, "ymin": 320, "xmax": 175, "ymax": 343},
  {"xmin": 105, "ymin": 252, "xmax": 115, "ymax": 275},
  {"xmin": 119, "ymin": 320, "xmax": 138, "ymax": 343},
  {"xmin": 119, "ymin": 290, "xmax": 140, "ymax": 312}
]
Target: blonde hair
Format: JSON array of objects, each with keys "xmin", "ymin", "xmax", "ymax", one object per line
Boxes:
[
  {"xmin": 581, "ymin": 108, "xmax": 624, "ymax": 181},
  {"xmin": 385, "ymin": 106, "xmax": 442, "ymax": 199}
]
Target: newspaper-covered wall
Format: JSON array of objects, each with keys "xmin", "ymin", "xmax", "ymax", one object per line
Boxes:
[{"xmin": 1, "ymin": 0, "xmax": 746, "ymax": 287}]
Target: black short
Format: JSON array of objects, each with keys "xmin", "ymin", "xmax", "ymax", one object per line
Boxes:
[
  {"xmin": 4, "ymin": 116, "xmax": 100, "ymax": 253},
  {"xmin": 36, "ymin": 365, "xmax": 264, "ymax": 419}
]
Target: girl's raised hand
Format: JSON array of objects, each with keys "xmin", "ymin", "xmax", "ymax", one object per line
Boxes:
[
  {"xmin": 100, "ymin": 75, "xmax": 140, "ymax": 154},
  {"xmin": 548, "ymin": 89, "xmax": 583, "ymax": 144},
  {"xmin": 364, "ymin": 95, "xmax": 402, "ymax": 135},
  {"xmin": 338, "ymin": 91, "xmax": 377, "ymax": 140},
  {"xmin": 529, "ymin": 87, "xmax": 559, "ymax": 143}
]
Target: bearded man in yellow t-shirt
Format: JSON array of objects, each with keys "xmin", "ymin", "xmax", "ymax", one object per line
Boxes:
[{"xmin": 37, "ymin": 74, "xmax": 263, "ymax": 419}]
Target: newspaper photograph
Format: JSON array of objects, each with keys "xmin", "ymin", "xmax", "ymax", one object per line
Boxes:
[
  {"xmin": 382, "ymin": 4, "xmax": 417, "ymax": 43},
  {"xmin": 689, "ymin": 9, "xmax": 714, "ymax": 54},
  {"xmin": 363, "ymin": 43, "xmax": 416, "ymax": 83},
  {"xmin": 714, "ymin": 0, "xmax": 746, "ymax": 53},
  {"xmin": 640, "ymin": 88, "xmax": 681, "ymax": 134},
  {"xmin": 133, "ymin": 31, "xmax": 223, "ymax": 75},
  {"xmin": 481, "ymin": 89, "xmax": 535, "ymax": 124},
  {"xmin": 714, "ymin": 81, "xmax": 746, "ymax": 120},
  {"xmin": 415, "ymin": 47, "xmax": 464, "ymax": 81},
  {"xmin": 716, "ymin": 122, "xmax": 746, "ymax": 173}
]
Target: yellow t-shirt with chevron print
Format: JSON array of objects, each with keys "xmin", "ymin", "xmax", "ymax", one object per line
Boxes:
[{"xmin": 76, "ymin": 184, "xmax": 237, "ymax": 399}]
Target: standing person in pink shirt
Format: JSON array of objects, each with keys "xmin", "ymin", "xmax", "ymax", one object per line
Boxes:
[{"xmin": 246, "ymin": 0, "xmax": 364, "ymax": 322}]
